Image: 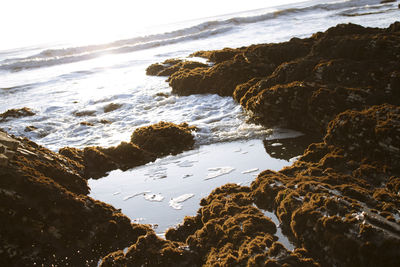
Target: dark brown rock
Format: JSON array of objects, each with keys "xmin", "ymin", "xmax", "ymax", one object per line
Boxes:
[
  {"xmin": 0, "ymin": 107, "xmax": 35, "ymax": 122},
  {"xmin": 100, "ymin": 233, "xmax": 199, "ymax": 266},
  {"xmin": 148, "ymin": 22, "xmax": 400, "ymax": 135},
  {"xmin": 130, "ymin": 22, "xmax": 400, "ymax": 266},
  {"xmin": 103, "ymin": 103, "xmax": 123, "ymax": 113},
  {"xmin": 0, "ymin": 133, "xmax": 152, "ymax": 266},
  {"xmin": 60, "ymin": 142, "xmax": 155, "ymax": 179},
  {"xmin": 146, "ymin": 59, "xmax": 208, "ymax": 77},
  {"xmin": 131, "ymin": 121, "xmax": 195, "ymax": 157},
  {"xmin": 60, "ymin": 122, "xmax": 195, "ymax": 178},
  {"xmin": 73, "ymin": 110, "xmax": 96, "ymax": 117}
]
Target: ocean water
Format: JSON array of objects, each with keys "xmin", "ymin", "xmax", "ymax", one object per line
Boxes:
[{"xmin": 1, "ymin": 0, "xmax": 399, "ymax": 238}]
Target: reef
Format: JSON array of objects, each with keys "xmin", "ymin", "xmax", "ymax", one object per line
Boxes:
[{"xmin": 89, "ymin": 22, "xmax": 400, "ymax": 266}]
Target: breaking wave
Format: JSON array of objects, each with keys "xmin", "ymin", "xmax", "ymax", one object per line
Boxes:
[{"xmin": 0, "ymin": 0, "xmax": 388, "ymax": 71}]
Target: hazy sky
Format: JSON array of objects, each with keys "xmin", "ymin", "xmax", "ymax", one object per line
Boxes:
[{"xmin": 1, "ymin": 0, "xmax": 305, "ymax": 50}]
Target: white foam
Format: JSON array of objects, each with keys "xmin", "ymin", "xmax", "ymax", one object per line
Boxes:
[
  {"xmin": 241, "ymin": 168, "xmax": 259, "ymax": 174},
  {"xmin": 123, "ymin": 191, "xmax": 151, "ymax": 201},
  {"xmin": 145, "ymin": 166, "xmax": 167, "ymax": 179},
  {"xmin": 143, "ymin": 193, "xmax": 164, "ymax": 202},
  {"xmin": 205, "ymin": 166, "xmax": 235, "ymax": 180},
  {"xmin": 271, "ymin": 143, "xmax": 283, "ymax": 147},
  {"xmin": 169, "ymin": 193, "xmax": 195, "ymax": 210},
  {"xmin": 177, "ymin": 160, "xmax": 197, "ymax": 167}
]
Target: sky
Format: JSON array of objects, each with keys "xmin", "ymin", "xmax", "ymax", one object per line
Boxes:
[{"xmin": 0, "ymin": 0, "xmax": 305, "ymax": 50}]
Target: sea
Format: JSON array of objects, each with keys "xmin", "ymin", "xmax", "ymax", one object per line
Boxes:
[{"xmin": 1, "ymin": 0, "xmax": 399, "ymax": 236}]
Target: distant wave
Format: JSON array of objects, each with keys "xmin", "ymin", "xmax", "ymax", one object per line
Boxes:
[{"xmin": 0, "ymin": 0, "xmax": 385, "ymax": 72}]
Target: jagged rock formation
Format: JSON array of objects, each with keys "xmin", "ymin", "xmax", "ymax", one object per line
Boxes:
[
  {"xmin": 0, "ymin": 131, "xmax": 152, "ymax": 266},
  {"xmin": 148, "ymin": 22, "xmax": 400, "ymax": 137},
  {"xmin": 93, "ymin": 22, "xmax": 400, "ymax": 266},
  {"xmin": 0, "ymin": 121, "xmax": 196, "ymax": 266},
  {"xmin": 60, "ymin": 121, "xmax": 195, "ymax": 178}
]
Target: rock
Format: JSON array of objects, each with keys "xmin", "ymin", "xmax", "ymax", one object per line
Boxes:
[
  {"xmin": 103, "ymin": 103, "xmax": 122, "ymax": 113},
  {"xmin": 114, "ymin": 22, "xmax": 400, "ymax": 266},
  {"xmin": 73, "ymin": 110, "xmax": 96, "ymax": 117},
  {"xmin": 146, "ymin": 59, "xmax": 208, "ymax": 77},
  {"xmin": 0, "ymin": 107, "xmax": 35, "ymax": 122},
  {"xmin": 24, "ymin": 125, "xmax": 38, "ymax": 132},
  {"xmin": 60, "ymin": 143, "xmax": 155, "ymax": 179},
  {"xmin": 0, "ymin": 153, "xmax": 8, "ymax": 166},
  {"xmin": 60, "ymin": 122, "xmax": 195, "ymax": 178},
  {"xmin": 80, "ymin": 121, "xmax": 94, "ymax": 126},
  {"xmin": 190, "ymin": 47, "xmax": 242, "ymax": 63},
  {"xmin": 100, "ymin": 233, "xmax": 199, "ymax": 266},
  {"xmin": 0, "ymin": 131, "xmax": 20, "ymax": 150},
  {"xmin": 0, "ymin": 129, "xmax": 157, "ymax": 266},
  {"xmin": 0, "ymin": 144, "xmax": 5, "ymax": 153},
  {"xmin": 131, "ymin": 121, "xmax": 196, "ymax": 157},
  {"xmin": 148, "ymin": 22, "xmax": 400, "ymax": 135}
]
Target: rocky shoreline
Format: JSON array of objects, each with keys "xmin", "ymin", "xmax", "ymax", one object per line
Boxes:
[{"xmin": 1, "ymin": 22, "xmax": 400, "ymax": 266}]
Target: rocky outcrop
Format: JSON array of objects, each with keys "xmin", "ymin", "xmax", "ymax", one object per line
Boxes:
[
  {"xmin": 99, "ymin": 22, "xmax": 400, "ymax": 266},
  {"xmin": 100, "ymin": 233, "xmax": 199, "ymax": 267},
  {"xmin": 130, "ymin": 121, "xmax": 196, "ymax": 156},
  {"xmin": 101, "ymin": 104, "xmax": 400, "ymax": 266},
  {"xmin": 147, "ymin": 22, "xmax": 400, "ymax": 136},
  {"xmin": 1, "ymin": 121, "xmax": 196, "ymax": 265},
  {"xmin": 60, "ymin": 142, "xmax": 155, "ymax": 179},
  {"xmin": 146, "ymin": 59, "xmax": 208, "ymax": 76},
  {"xmin": 0, "ymin": 107, "xmax": 35, "ymax": 122},
  {"xmin": 60, "ymin": 121, "xmax": 196, "ymax": 179},
  {"xmin": 0, "ymin": 131, "xmax": 153, "ymax": 266}
]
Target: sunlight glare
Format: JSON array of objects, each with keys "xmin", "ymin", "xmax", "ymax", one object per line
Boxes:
[{"xmin": 1, "ymin": 0, "xmax": 304, "ymax": 50}]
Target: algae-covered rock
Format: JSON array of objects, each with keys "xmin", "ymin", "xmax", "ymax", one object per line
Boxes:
[
  {"xmin": 0, "ymin": 132, "xmax": 152, "ymax": 266},
  {"xmin": 60, "ymin": 121, "xmax": 195, "ymax": 178},
  {"xmin": 148, "ymin": 22, "xmax": 400, "ymax": 135},
  {"xmin": 146, "ymin": 58, "xmax": 208, "ymax": 76},
  {"xmin": 100, "ymin": 233, "xmax": 199, "ymax": 267},
  {"xmin": 0, "ymin": 107, "xmax": 35, "ymax": 122},
  {"xmin": 131, "ymin": 121, "xmax": 195, "ymax": 157}
]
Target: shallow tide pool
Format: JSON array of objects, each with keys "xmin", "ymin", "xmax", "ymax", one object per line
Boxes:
[{"xmin": 89, "ymin": 139, "xmax": 292, "ymax": 235}]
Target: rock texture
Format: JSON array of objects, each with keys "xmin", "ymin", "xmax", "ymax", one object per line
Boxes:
[
  {"xmin": 95, "ymin": 22, "xmax": 400, "ymax": 266},
  {"xmin": 0, "ymin": 131, "xmax": 153, "ymax": 266},
  {"xmin": 60, "ymin": 121, "xmax": 195, "ymax": 179},
  {"xmin": 147, "ymin": 22, "xmax": 400, "ymax": 136},
  {"xmin": 101, "ymin": 104, "xmax": 400, "ymax": 266},
  {"xmin": 130, "ymin": 121, "xmax": 196, "ymax": 157},
  {"xmin": 0, "ymin": 107, "xmax": 35, "ymax": 122},
  {"xmin": 0, "ymin": 121, "xmax": 196, "ymax": 265}
]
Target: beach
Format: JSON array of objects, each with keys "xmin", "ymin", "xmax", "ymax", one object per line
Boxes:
[{"xmin": 1, "ymin": 0, "xmax": 400, "ymax": 266}]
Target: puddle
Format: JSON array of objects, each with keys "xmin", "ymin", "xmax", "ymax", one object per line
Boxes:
[
  {"xmin": 89, "ymin": 139, "xmax": 291, "ymax": 234},
  {"xmin": 263, "ymin": 132, "xmax": 321, "ymax": 161},
  {"xmin": 258, "ymin": 208, "xmax": 296, "ymax": 251}
]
